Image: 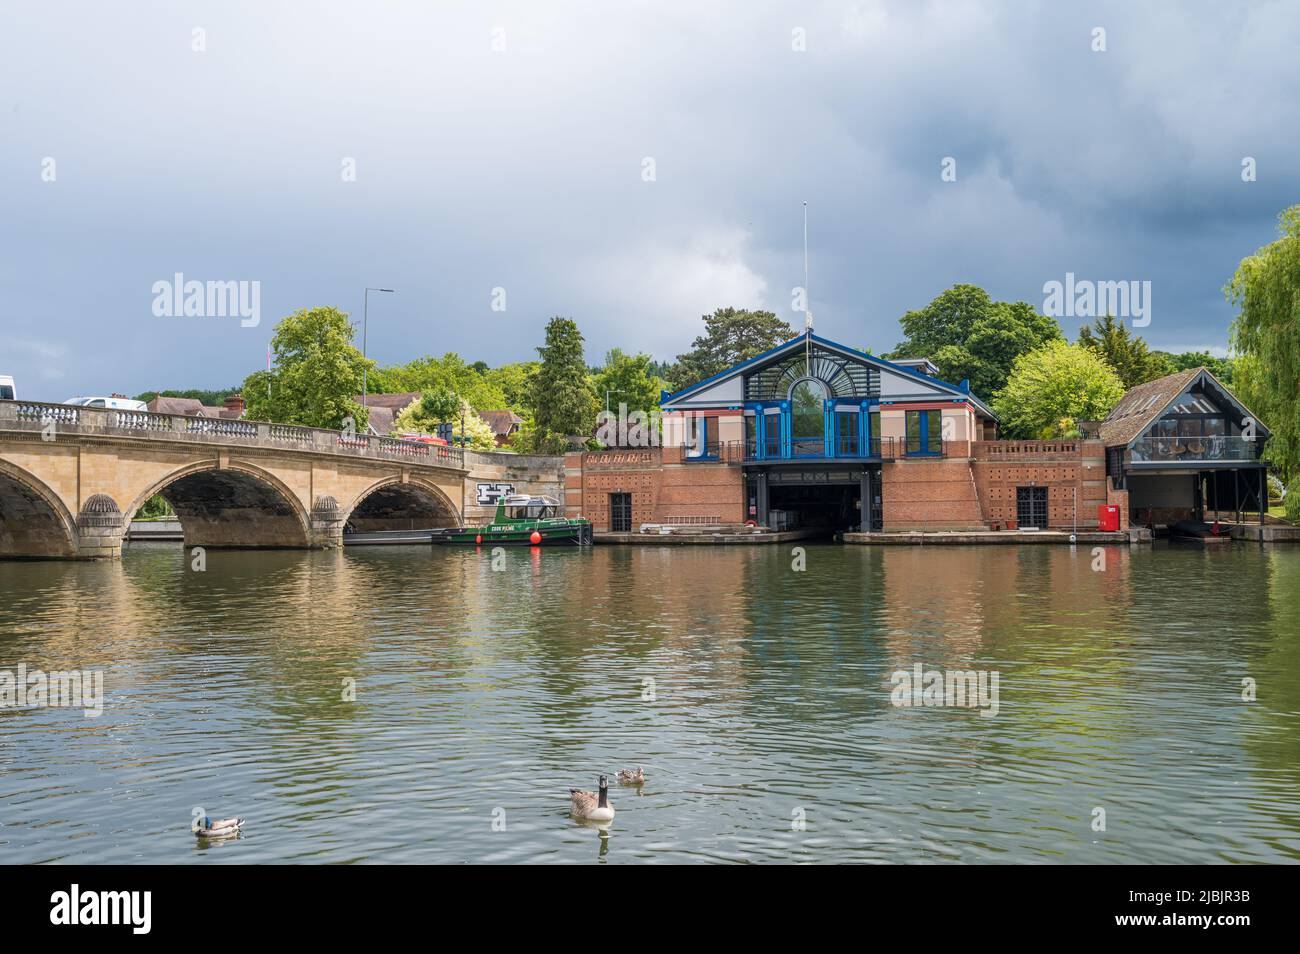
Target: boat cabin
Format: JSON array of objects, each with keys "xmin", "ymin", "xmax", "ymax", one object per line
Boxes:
[{"xmin": 501, "ymin": 494, "xmax": 561, "ymax": 520}]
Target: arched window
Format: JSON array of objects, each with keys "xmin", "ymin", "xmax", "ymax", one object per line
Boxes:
[{"xmin": 790, "ymin": 379, "xmax": 827, "ymax": 455}]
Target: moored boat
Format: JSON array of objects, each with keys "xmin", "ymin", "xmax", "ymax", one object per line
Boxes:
[{"xmin": 435, "ymin": 494, "xmax": 593, "ymax": 546}]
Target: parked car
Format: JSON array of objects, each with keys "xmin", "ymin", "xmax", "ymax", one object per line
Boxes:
[
  {"xmin": 63, "ymin": 395, "xmax": 149, "ymax": 411},
  {"xmin": 0, "ymin": 375, "xmax": 14, "ymax": 400}
]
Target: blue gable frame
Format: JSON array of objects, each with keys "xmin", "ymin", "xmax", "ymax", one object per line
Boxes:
[
  {"xmin": 662, "ymin": 331, "xmax": 996, "ymax": 464},
  {"xmin": 661, "ymin": 331, "xmax": 997, "ymax": 421}
]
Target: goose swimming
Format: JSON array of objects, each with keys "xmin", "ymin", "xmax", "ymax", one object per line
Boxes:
[{"xmin": 569, "ymin": 775, "xmax": 615, "ymax": 822}]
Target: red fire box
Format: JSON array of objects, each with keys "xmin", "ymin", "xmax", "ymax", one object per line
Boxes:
[{"xmin": 1097, "ymin": 504, "xmax": 1120, "ymax": 532}]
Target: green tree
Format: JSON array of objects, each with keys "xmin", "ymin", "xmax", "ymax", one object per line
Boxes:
[
  {"xmin": 1077, "ymin": 315, "xmax": 1174, "ymax": 388},
  {"xmin": 531, "ymin": 316, "xmax": 598, "ymax": 453},
  {"xmin": 240, "ymin": 306, "xmax": 372, "ymax": 429},
  {"xmin": 134, "ymin": 387, "xmax": 241, "ymax": 406},
  {"xmin": 393, "ymin": 394, "xmax": 496, "ymax": 451},
  {"xmin": 668, "ymin": 307, "xmax": 796, "ymax": 392},
  {"xmin": 1151, "ymin": 349, "xmax": 1235, "ymax": 386},
  {"xmin": 370, "ymin": 353, "xmax": 508, "ymax": 411},
  {"xmin": 993, "ymin": 340, "xmax": 1126, "ymax": 439},
  {"xmin": 592, "ymin": 349, "xmax": 665, "ymax": 417},
  {"xmin": 887, "ymin": 285, "xmax": 1062, "ymax": 399},
  {"xmin": 484, "ymin": 361, "xmax": 540, "ymax": 416},
  {"xmin": 1227, "ymin": 206, "xmax": 1300, "ymax": 484}
]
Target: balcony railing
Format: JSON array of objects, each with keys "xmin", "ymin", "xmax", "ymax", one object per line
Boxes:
[
  {"xmin": 1130, "ymin": 435, "xmax": 1258, "ymax": 464},
  {"xmin": 667, "ymin": 437, "xmax": 951, "ymax": 463}
]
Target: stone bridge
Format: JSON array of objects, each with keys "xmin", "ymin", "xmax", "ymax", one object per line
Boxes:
[{"xmin": 0, "ymin": 401, "xmax": 563, "ymax": 559}]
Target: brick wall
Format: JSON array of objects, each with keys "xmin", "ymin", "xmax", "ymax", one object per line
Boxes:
[
  {"xmin": 565, "ymin": 448, "xmax": 743, "ymax": 529},
  {"xmin": 970, "ymin": 439, "xmax": 1108, "ymax": 529},
  {"xmin": 881, "ymin": 458, "xmax": 984, "ymax": 530}
]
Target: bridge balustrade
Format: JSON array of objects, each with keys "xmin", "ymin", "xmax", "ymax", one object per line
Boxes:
[{"xmin": 0, "ymin": 400, "xmax": 464, "ymax": 469}]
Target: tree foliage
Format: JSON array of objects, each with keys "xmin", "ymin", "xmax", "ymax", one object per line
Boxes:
[
  {"xmin": 1077, "ymin": 315, "xmax": 1173, "ymax": 389},
  {"xmin": 1152, "ymin": 349, "xmax": 1234, "ymax": 386},
  {"xmin": 531, "ymin": 316, "xmax": 598, "ymax": 453},
  {"xmin": 592, "ymin": 349, "xmax": 665, "ymax": 419},
  {"xmin": 1227, "ymin": 205, "xmax": 1300, "ymax": 483},
  {"xmin": 393, "ymin": 394, "xmax": 496, "ymax": 451},
  {"xmin": 133, "ymin": 387, "xmax": 240, "ymax": 406},
  {"xmin": 667, "ymin": 307, "xmax": 796, "ymax": 392},
  {"xmin": 370, "ymin": 353, "xmax": 508, "ymax": 411},
  {"xmin": 887, "ymin": 284, "xmax": 1062, "ymax": 399},
  {"xmin": 240, "ymin": 306, "xmax": 371, "ymax": 429},
  {"xmin": 993, "ymin": 340, "xmax": 1125, "ymax": 439}
]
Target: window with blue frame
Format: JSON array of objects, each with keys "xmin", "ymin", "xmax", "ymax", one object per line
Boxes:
[
  {"xmin": 790, "ymin": 380, "xmax": 827, "ymax": 456},
  {"xmin": 905, "ymin": 410, "xmax": 942, "ymax": 455},
  {"xmin": 684, "ymin": 415, "xmax": 711, "ymax": 459},
  {"xmin": 763, "ymin": 410, "xmax": 782, "ymax": 458},
  {"xmin": 835, "ymin": 410, "xmax": 859, "ymax": 456}
]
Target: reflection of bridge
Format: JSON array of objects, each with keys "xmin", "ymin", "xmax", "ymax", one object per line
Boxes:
[{"xmin": 0, "ymin": 401, "xmax": 557, "ymax": 559}]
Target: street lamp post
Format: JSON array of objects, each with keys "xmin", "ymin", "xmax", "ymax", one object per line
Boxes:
[{"xmin": 362, "ymin": 287, "xmax": 395, "ymax": 407}]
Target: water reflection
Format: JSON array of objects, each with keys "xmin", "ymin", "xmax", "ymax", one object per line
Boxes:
[{"xmin": 0, "ymin": 541, "xmax": 1298, "ymax": 863}]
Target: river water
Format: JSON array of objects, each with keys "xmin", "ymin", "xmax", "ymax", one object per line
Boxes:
[{"xmin": 1, "ymin": 541, "xmax": 1298, "ymax": 864}]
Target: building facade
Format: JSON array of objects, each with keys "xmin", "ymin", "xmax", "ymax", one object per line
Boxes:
[{"xmin": 564, "ymin": 334, "xmax": 1264, "ymax": 535}]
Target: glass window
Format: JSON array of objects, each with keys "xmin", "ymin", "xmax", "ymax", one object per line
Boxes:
[
  {"xmin": 905, "ymin": 410, "xmax": 941, "ymax": 454},
  {"xmin": 744, "ymin": 414, "xmax": 757, "ymax": 456},
  {"xmin": 791, "ymin": 380, "xmax": 827, "ymax": 455},
  {"xmin": 836, "ymin": 410, "xmax": 859, "ymax": 456},
  {"xmin": 763, "ymin": 410, "xmax": 782, "ymax": 457}
]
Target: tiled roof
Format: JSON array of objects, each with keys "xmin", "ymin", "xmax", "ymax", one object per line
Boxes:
[
  {"xmin": 365, "ymin": 406, "xmax": 396, "ymax": 435},
  {"xmin": 355, "ymin": 392, "xmax": 422, "ymax": 412},
  {"xmin": 477, "ymin": 409, "xmax": 524, "ymax": 436},
  {"xmin": 1097, "ymin": 368, "xmax": 1201, "ymax": 447}
]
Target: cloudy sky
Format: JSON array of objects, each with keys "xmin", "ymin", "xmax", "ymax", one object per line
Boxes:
[{"xmin": 3, "ymin": 1, "xmax": 1298, "ymax": 401}]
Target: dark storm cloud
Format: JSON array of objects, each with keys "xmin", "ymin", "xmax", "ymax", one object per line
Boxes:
[{"xmin": 2, "ymin": 0, "xmax": 1297, "ymax": 400}]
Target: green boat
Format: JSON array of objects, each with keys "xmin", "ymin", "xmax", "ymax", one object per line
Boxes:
[{"xmin": 436, "ymin": 494, "xmax": 593, "ymax": 546}]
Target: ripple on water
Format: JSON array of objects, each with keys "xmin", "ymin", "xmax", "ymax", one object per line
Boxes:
[{"xmin": 1, "ymin": 542, "xmax": 1299, "ymax": 862}]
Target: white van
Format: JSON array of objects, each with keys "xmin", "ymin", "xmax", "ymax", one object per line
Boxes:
[
  {"xmin": 0, "ymin": 375, "xmax": 14, "ymax": 401},
  {"xmin": 63, "ymin": 395, "xmax": 149, "ymax": 411}
]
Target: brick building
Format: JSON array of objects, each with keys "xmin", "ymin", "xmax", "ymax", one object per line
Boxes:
[{"xmin": 564, "ymin": 333, "xmax": 1261, "ymax": 534}]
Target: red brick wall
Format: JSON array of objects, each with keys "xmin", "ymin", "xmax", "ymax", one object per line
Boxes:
[
  {"xmin": 881, "ymin": 458, "xmax": 984, "ymax": 530},
  {"xmin": 566, "ymin": 449, "xmax": 743, "ymax": 529}
]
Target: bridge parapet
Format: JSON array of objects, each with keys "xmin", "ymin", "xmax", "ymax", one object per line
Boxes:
[{"xmin": 1, "ymin": 400, "xmax": 465, "ymax": 470}]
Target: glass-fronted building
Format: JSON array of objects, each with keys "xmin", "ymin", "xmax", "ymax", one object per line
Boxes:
[{"xmin": 658, "ymin": 332, "xmax": 998, "ymax": 531}]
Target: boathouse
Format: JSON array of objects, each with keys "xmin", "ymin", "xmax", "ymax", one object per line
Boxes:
[
  {"xmin": 563, "ymin": 332, "xmax": 1268, "ymax": 536},
  {"xmin": 1095, "ymin": 366, "xmax": 1271, "ymax": 527}
]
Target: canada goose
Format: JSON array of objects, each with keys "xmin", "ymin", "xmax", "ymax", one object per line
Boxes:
[
  {"xmin": 570, "ymin": 775, "xmax": 614, "ymax": 822},
  {"xmin": 194, "ymin": 815, "xmax": 244, "ymax": 838},
  {"xmin": 616, "ymin": 766, "xmax": 645, "ymax": 786}
]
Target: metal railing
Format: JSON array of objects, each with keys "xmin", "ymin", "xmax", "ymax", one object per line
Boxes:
[
  {"xmin": 0, "ymin": 400, "xmax": 465, "ymax": 469},
  {"xmin": 663, "ymin": 436, "xmax": 953, "ymax": 462},
  {"xmin": 1130, "ymin": 435, "xmax": 1257, "ymax": 463}
]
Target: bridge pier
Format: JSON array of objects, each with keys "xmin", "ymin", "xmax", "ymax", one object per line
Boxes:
[
  {"xmin": 311, "ymin": 495, "xmax": 346, "ymax": 549},
  {"xmin": 76, "ymin": 493, "xmax": 126, "ymax": 559}
]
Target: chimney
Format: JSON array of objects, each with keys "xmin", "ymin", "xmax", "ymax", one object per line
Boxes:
[{"xmin": 224, "ymin": 394, "xmax": 246, "ymax": 417}]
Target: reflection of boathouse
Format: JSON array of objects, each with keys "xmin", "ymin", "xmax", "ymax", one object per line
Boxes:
[{"xmin": 564, "ymin": 332, "xmax": 1270, "ymax": 535}]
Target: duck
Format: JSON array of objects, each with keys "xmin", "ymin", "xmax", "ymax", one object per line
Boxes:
[
  {"xmin": 194, "ymin": 815, "xmax": 244, "ymax": 838},
  {"xmin": 616, "ymin": 766, "xmax": 645, "ymax": 786},
  {"xmin": 569, "ymin": 775, "xmax": 614, "ymax": 822}
]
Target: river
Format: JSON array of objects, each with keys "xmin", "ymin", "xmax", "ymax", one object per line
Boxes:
[{"xmin": 1, "ymin": 541, "xmax": 1298, "ymax": 863}]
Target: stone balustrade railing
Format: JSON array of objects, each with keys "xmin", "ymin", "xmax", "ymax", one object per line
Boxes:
[
  {"xmin": 971, "ymin": 440, "xmax": 1088, "ymax": 460},
  {"xmin": 0, "ymin": 400, "xmax": 465, "ymax": 469}
]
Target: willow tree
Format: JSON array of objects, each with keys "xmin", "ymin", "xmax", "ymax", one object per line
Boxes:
[{"xmin": 1227, "ymin": 206, "xmax": 1300, "ymax": 486}]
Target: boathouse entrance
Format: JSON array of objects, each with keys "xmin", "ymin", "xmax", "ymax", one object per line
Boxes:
[{"xmin": 747, "ymin": 465, "xmax": 880, "ymax": 534}]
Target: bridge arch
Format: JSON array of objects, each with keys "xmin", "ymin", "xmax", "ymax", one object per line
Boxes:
[
  {"xmin": 0, "ymin": 459, "xmax": 78, "ymax": 558},
  {"xmin": 125, "ymin": 459, "xmax": 312, "ymax": 549},
  {"xmin": 342, "ymin": 475, "xmax": 461, "ymax": 532}
]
